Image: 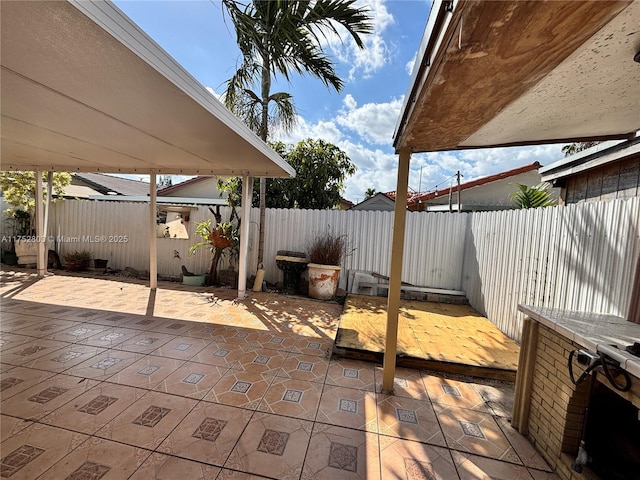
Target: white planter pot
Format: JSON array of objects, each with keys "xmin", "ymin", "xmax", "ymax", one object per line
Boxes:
[
  {"xmin": 14, "ymin": 239, "xmax": 39, "ymax": 266},
  {"xmin": 307, "ymin": 263, "xmax": 341, "ymax": 300}
]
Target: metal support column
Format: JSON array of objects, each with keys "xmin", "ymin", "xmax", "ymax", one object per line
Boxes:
[
  {"xmin": 149, "ymin": 173, "xmax": 157, "ymax": 289},
  {"xmin": 237, "ymin": 175, "xmax": 253, "ymax": 298},
  {"xmin": 35, "ymin": 170, "xmax": 45, "ymax": 276}
]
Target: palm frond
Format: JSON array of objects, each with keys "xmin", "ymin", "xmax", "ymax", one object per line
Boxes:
[{"xmin": 510, "ymin": 183, "xmax": 556, "ymax": 209}]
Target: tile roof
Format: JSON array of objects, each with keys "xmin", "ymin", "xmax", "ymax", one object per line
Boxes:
[{"xmin": 387, "ymin": 162, "xmax": 542, "ymax": 208}]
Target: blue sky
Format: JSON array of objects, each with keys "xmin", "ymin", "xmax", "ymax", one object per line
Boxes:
[{"xmin": 114, "ymin": 0, "xmax": 564, "ymax": 203}]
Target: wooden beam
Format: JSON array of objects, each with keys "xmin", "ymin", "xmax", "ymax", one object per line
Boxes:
[
  {"xmin": 382, "ymin": 149, "xmax": 411, "ymax": 394},
  {"xmin": 512, "ymin": 317, "xmax": 539, "ymax": 433}
]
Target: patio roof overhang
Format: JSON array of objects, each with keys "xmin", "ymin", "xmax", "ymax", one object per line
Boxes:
[
  {"xmin": 0, "ymin": 0, "xmax": 295, "ymax": 179},
  {"xmin": 382, "ymin": 0, "xmax": 640, "ymax": 394},
  {"xmin": 393, "ymin": 0, "xmax": 640, "ymax": 153},
  {"xmin": 1, "ymin": 0, "xmax": 291, "ymax": 298}
]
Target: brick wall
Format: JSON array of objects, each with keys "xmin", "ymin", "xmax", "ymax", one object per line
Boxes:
[{"xmin": 527, "ymin": 325, "xmax": 591, "ymax": 480}]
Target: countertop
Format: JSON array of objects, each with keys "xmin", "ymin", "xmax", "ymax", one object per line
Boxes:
[{"xmin": 518, "ymin": 305, "xmax": 640, "ymax": 378}]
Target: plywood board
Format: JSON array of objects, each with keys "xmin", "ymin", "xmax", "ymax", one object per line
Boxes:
[{"xmin": 336, "ymin": 294, "xmax": 519, "ymax": 372}]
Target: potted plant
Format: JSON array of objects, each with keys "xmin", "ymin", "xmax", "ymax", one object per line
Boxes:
[
  {"xmin": 63, "ymin": 250, "xmax": 92, "ymax": 271},
  {"xmin": 307, "ymin": 231, "xmax": 348, "ymax": 300},
  {"xmin": 188, "ymin": 206, "xmax": 239, "ymax": 286}
]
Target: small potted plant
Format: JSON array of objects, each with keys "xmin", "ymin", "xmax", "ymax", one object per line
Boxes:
[
  {"xmin": 63, "ymin": 250, "xmax": 92, "ymax": 271},
  {"xmin": 307, "ymin": 231, "xmax": 348, "ymax": 300}
]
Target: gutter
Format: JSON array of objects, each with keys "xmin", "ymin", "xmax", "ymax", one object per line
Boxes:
[{"xmin": 540, "ymin": 137, "xmax": 640, "ymax": 182}]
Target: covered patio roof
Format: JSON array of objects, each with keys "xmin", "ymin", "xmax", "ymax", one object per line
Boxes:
[
  {"xmin": 394, "ymin": 0, "xmax": 639, "ymax": 153},
  {"xmin": 383, "ymin": 0, "xmax": 640, "ymax": 394},
  {"xmin": 1, "ymin": 0, "xmax": 294, "ymax": 178},
  {"xmin": 1, "ymin": 0, "xmax": 294, "ymax": 297}
]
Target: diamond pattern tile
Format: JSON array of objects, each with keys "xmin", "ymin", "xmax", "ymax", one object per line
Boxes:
[
  {"xmin": 28, "ymin": 386, "xmax": 68, "ymax": 404},
  {"xmin": 230, "ymin": 381, "xmax": 252, "ymax": 394},
  {"xmin": 459, "ymin": 420, "xmax": 486, "ymax": 439},
  {"xmin": 182, "ymin": 373, "xmax": 205, "ymax": 384},
  {"xmin": 0, "ymin": 444, "xmax": 45, "ymax": 478},
  {"xmin": 328, "ymin": 442, "xmax": 358, "ymax": 472},
  {"xmin": 91, "ymin": 357, "xmax": 122, "ymax": 370},
  {"xmin": 77, "ymin": 395, "xmax": 119, "ymax": 415},
  {"xmin": 137, "ymin": 365, "xmax": 160, "ymax": 376},
  {"xmin": 257, "ymin": 429, "xmax": 289, "ymax": 456},
  {"xmin": 66, "ymin": 461, "xmax": 111, "ymax": 480},
  {"xmin": 404, "ymin": 457, "xmax": 437, "ymax": 480},
  {"xmin": 282, "ymin": 389, "xmax": 303, "ymax": 403},
  {"xmin": 0, "ymin": 272, "xmax": 550, "ymax": 480},
  {"xmin": 397, "ymin": 408, "xmax": 419, "ymax": 425},
  {"xmin": 339, "ymin": 398, "xmax": 358, "ymax": 414},
  {"xmin": 0, "ymin": 377, "xmax": 23, "ymax": 392},
  {"xmin": 132, "ymin": 406, "xmax": 172, "ymax": 428},
  {"xmin": 191, "ymin": 417, "xmax": 228, "ymax": 442}
]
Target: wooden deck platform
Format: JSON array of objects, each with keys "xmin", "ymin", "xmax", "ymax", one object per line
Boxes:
[{"xmin": 334, "ymin": 294, "xmax": 520, "ymax": 381}]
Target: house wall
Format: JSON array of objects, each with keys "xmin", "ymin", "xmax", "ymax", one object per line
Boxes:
[
  {"xmin": 426, "ymin": 170, "xmax": 560, "ymax": 207},
  {"xmin": 562, "ymin": 155, "xmax": 640, "ymax": 204},
  {"xmin": 162, "ymin": 178, "xmax": 227, "ymax": 199},
  {"xmin": 2, "ymin": 196, "xmax": 638, "ymax": 342}
]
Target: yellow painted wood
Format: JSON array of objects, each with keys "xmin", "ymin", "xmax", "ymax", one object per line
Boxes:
[
  {"xmin": 339, "ymin": 294, "xmax": 520, "ymax": 372},
  {"xmin": 382, "ymin": 149, "xmax": 411, "ymax": 394}
]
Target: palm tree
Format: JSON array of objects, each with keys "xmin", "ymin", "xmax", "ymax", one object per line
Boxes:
[
  {"xmin": 561, "ymin": 142, "xmax": 599, "ymax": 157},
  {"xmin": 510, "ymin": 183, "xmax": 556, "ymax": 209},
  {"xmin": 222, "ymin": 0, "xmax": 372, "ymax": 267},
  {"xmin": 364, "ymin": 187, "xmax": 376, "ymax": 200}
]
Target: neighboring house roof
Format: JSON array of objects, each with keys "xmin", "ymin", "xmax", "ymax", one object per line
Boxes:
[
  {"xmin": 157, "ymin": 176, "xmax": 208, "ymax": 196},
  {"xmin": 350, "ymin": 192, "xmax": 398, "ymax": 212},
  {"xmin": 61, "ymin": 184, "xmax": 102, "ymax": 198},
  {"xmin": 339, "ymin": 198, "xmax": 354, "ymax": 210},
  {"xmin": 156, "ymin": 176, "xmax": 226, "ymax": 200},
  {"xmin": 73, "ymin": 173, "xmax": 149, "ymax": 196},
  {"xmin": 388, "ymin": 162, "xmax": 543, "ymax": 209},
  {"xmin": 540, "ymin": 137, "xmax": 640, "ymax": 183}
]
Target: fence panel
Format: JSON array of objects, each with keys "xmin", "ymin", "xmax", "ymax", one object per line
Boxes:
[
  {"xmin": 463, "ymin": 197, "xmax": 640, "ymax": 339},
  {"xmin": 3, "ymin": 196, "xmax": 637, "ymax": 343}
]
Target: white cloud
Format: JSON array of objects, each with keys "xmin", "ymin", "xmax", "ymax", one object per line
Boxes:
[
  {"xmin": 405, "ymin": 53, "xmax": 416, "ymax": 75},
  {"xmin": 335, "ymin": 94, "xmax": 403, "ymax": 145},
  {"xmin": 274, "ymin": 116, "xmax": 344, "ymax": 145},
  {"xmin": 272, "ymin": 96, "xmax": 566, "ymax": 204},
  {"xmin": 205, "ymin": 86, "xmax": 223, "ymax": 101},
  {"xmin": 324, "ymin": 0, "xmax": 395, "ymax": 80}
]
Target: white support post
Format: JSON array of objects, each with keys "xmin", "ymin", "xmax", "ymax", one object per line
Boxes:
[
  {"xmin": 44, "ymin": 172, "xmax": 53, "ymax": 244},
  {"xmin": 35, "ymin": 170, "xmax": 46, "ymax": 277},
  {"xmin": 149, "ymin": 173, "xmax": 157, "ymax": 289},
  {"xmin": 237, "ymin": 175, "xmax": 253, "ymax": 299},
  {"xmin": 382, "ymin": 149, "xmax": 411, "ymax": 394}
]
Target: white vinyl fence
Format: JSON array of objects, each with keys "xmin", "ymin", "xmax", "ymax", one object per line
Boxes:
[
  {"xmin": 462, "ymin": 197, "xmax": 640, "ymax": 339},
  {"xmin": 2, "ymin": 196, "xmax": 638, "ymax": 341}
]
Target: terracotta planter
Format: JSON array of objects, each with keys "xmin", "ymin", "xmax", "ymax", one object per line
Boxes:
[
  {"xmin": 307, "ymin": 263, "xmax": 341, "ymax": 300},
  {"xmin": 66, "ymin": 259, "xmax": 90, "ymax": 271}
]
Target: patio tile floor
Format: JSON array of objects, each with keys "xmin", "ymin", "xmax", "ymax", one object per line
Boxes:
[{"xmin": 0, "ymin": 269, "xmax": 560, "ymax": 479}]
